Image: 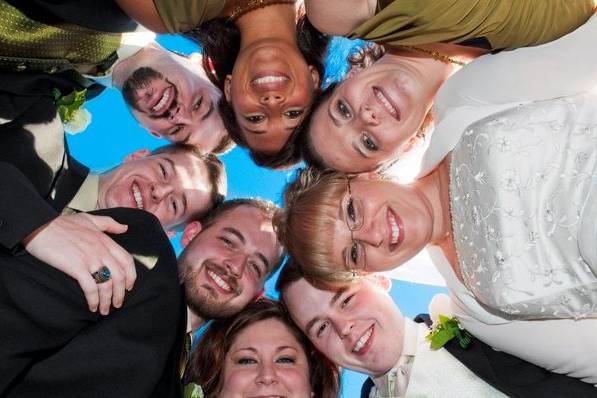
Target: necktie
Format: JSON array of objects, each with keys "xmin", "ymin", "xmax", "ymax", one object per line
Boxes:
[{"xmin": 0, "ymin": 0, "xmax": 121, "ymax": 72}]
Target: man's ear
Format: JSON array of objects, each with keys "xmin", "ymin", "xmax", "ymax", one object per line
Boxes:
[
  {"xmin": 181, "ymin": 221, "xmax": 203, "ymax": 247},
  {"xmin": 224, "ymin": 75, "xmax": 233, "ymax": 102},
  {"xmin": 364, "ymin": 273, "xmax": 392, "ymax": 292},
  {"xmin": 308, "ymin": 65, "xmax": 320, "ymax": 88},
  {"xmin": 253, "ymin": 288, "xmax": 265, "ymax": 301},
  {"xmin": 123, "ymin": 148, "xmax": 151, "ymax": 162}
]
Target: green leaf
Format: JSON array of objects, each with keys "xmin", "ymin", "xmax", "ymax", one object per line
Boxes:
[
  {"xmin": 426, "ymin": 315, "xmax": 473, "ymax": 350},
  {"xmin": 183, "ymin": 383, "xmax": 204, "ymax": 398},
  {"xmin": 54, "ymin": 89, "xmax": 87, "ymax": 123}
]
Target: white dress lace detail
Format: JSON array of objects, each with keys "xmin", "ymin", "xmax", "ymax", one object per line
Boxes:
[{"xmin": 449, "ymin": 93, "xmax": 597, "ymax": 320}]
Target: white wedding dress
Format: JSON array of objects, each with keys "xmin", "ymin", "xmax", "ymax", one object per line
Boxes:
[
  {"xmin": 417, "ymin": 13, "xmax": 597, "ymax": 321},
  {"xmin": 450, "ymin": 93, "xmax": 597, "ymax": 320}
]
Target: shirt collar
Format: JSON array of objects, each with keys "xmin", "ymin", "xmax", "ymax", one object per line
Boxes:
[{"xmin": 66, "ymin": 174, "xmax": 99, "ymax": 212}]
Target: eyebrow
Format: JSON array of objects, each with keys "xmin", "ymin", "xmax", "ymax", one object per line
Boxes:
[
  {"xmin": 234, "ymin": 346, "xmax": 298, "ymax": 354},
  {"xmin": 351, "ymin": 141, "xmax": 368, "ymax": 159},
  {"xmin": 327, "ymin": 101, "xmax": 341, "ymax": 128},
  {"xmin": 223, "ymin": 227, "xmax": 245, "ymax": 244},
  {"xmin": 201, "ymin": 100, "xmax": 214, "ymax": 121},
  {"xmin": 305, "ymin": 287, "xmax": 349, "ymax": 335},
  {"xmin": 163, "ymin": 157, "xmax": 188, "ymax": 214}
]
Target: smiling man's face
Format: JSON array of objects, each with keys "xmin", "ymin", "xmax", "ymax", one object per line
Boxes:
[
  {"xmin": 122, "ymin": 53, "xmax": 228, "ymax": 153},
  {"xmin": 97, "ymin": 149, "xmax": 218, "ymax": 230},
  {"xmin": 178, "ymin": 205, "xmax": 283, "ymax": 320},
  {"xmin": 284, "ymin": 277, "xmax": 404, "ymax": 378}
]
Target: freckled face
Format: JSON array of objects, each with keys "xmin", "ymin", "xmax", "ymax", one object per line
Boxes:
[{"xmin": 220, "ymin": 319, "xmax": 313, "ymax": 398}]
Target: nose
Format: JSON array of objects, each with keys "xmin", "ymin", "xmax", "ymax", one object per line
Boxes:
[
  {"xmin": 334, "ymin": 317, "xmax": 355, "ymax": 339},
  {"xmin": 359, "ymin": 104, "xmax": 379, "ymax": 126},
  {"xmin": 255, "ymin": 362, "xmax": 278, "ymax": 386},
  {"xmin": 150, "ymin": 181, "xmax": 173, "ymax": 202},
  {"xmin": 168, "ymin": 104, "xmax": 192, "ymax": 124},
  {"xmin": 354, "ymin": 220, "xmax": 384, "ymax": 248},
  {"xmin": 259, "ymin": 92, "xmax": 285, "ymax": 105},
  {"xmin": 223, "ymin": 254, "xmax": 248, "ymax": 278}
]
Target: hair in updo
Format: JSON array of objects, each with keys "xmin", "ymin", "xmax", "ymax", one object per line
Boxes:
[{"xmin": 186, "ymin": 14, "xmax": 329, "ymax": 169}]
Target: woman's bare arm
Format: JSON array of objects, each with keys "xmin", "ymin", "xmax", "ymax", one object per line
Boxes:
[
  {"xmin": 115, "ymin": 0, "xmax": 168, "ymax": 33},
  {"xmin": 305, "ymin": 0, "xmax": 377, "ymax": 35}
]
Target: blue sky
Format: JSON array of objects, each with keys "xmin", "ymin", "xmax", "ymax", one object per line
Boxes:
[{"xmin": 68, "ymin": 33, "xmax": 446, "ymax": 396}]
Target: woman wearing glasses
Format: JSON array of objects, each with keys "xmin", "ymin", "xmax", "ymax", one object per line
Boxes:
[{"xmin": 276, "ymin": 15, "xmax": 597, "ymax": 322}]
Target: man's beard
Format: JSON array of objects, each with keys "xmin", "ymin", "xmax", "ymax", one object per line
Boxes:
[
  {"xmin": 122, "ymin": 66, "xmax": 164, "ymax": 111},
  {"xmin": 180, "ymin": 263, "xmax": 244, "ymax": 320}
]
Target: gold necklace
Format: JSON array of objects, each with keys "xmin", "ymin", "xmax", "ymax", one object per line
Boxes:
[
  {"xmin": 229, "ymin": 0, "xmax": 296, "ymax": 22},
  {"xmin": 396, "ymin": 45, "xmax": 465, "ymax": 66}
]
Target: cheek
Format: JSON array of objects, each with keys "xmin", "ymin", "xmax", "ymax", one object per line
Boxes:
[
  {"xmin": 220, "ymin": 367, "xmax": 253, "ymax": 395},
  {"xmin": 278, "ymin": 368, "xmax": 312, "ymax": 392}
]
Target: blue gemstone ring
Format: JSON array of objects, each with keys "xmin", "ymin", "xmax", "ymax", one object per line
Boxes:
[{"xmin": 91, "ymin": 266, "xmax": 111, "ymax": 284}]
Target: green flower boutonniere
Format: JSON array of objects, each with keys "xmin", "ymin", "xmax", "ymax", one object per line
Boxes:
[
  {"xmin": 52, "ymin": 88, "xmax": 92, "ymax": 135},
  {"xmin": 183, "ymin": 383, "xmax": 204, "ymax": 398},
  {"xmin": 426, "ymin": 315, "xmax": 472, "ymax": 350}
]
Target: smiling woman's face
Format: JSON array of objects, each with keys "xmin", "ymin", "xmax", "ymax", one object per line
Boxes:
[
  {"xmin": 224, "ymin": 40, "xmax": 320, "ymax": 155},
  {"xmin": 308, "ymin": 55, "xmax": 437, "ymax": 173},
  {"xmin": 219, "ymin": 318, "xmax": 313, "ymax": 398}
]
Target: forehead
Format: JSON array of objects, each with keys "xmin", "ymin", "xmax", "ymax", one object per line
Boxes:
[
  {"xmin": 231, "ymin": 318, "xmax": 300, "ymax": 349},
  {"xmin": 285, "ymin": 279, "xmax": 349, "ymax": 324},
  {"xmin": 209, "ymin": 206, "xmax": 279, "ymax": 256},
  {"xmin": 157, "ymin": 151, "xmax": 208, "ymax": 186}
]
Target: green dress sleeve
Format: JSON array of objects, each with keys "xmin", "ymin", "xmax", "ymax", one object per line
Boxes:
[
  {"xmin": 152, "ymin": 0, "xmax": 227, "ymax": 33},
  {"xmin": 349, "ymin": 0, "xmax": 595, "ymax": 50}
]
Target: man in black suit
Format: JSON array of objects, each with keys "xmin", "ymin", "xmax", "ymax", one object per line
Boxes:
[
  {"xmin": 0, "ymin": 0, "xmax": 232, "ymax": 153},
  {"xmin": 276, "ymin": 263, "xmax": 597, "ymax": 397}
]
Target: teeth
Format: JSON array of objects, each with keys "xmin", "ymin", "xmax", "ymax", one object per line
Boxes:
[
  {"xmin": 375, "ymin": 89, "xmax": 397, "ymax": 117},
  {"xmin": 152, "ymin": 88, "xmax": 170, "ymax": 113},
  {"xmin": 208, "ymin": 270, "xmax": 231, "ymax": 292},
  {"xmin": 389, "ymin": 213, "xmax": 400, "ymax": 244},
  {"xmin": 353, "ymin": 326, "xmax": 373, "ymax": 353},
  {"xmin": 253, "ymin": 75, "xmax": 288, "ymax": 85},
  {"xmin": 132, "ymin": 183, "xmax": 144, "ymax": 210}
]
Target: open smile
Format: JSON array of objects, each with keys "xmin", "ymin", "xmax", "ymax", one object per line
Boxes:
[
  {"xmin": 373, "ymin": 87, "xmax": 400, "ymax": 121},
  {"xmin": 131, "ymin": 182, "xmax": 144, "ymax": 210},
  {"xmin": 387, "ymin": 208, "xmax": 404, "ymax": 252},
  {"xmin": 352, "ymin": 324, "xmax": 374, "ymax": 355},
  {"xmin": 147, "ymin": 84, "xmax": 175, "ymax": 116},
  {"xmin": 251, "ymin": 72, "xmax": 290, "ymax": 90}
]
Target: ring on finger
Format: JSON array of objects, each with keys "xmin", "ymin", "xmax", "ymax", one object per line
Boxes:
[{"xmin": 91, "ymin": 266, "xmax": 111, "ymax": 284}]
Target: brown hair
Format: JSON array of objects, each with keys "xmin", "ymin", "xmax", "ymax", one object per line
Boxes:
[
  {"xmin": 186, "ymin": 298, "xmax": 340, "ymax": 397},
  {"xmin": 275, "ymin": 167, "xmax": 360, "ymax": 284},
  {"xmin": 186, "ymin": 15, "xmax": 329, "ymax": 170},
  {"xmin": 151, "ymin": 144, "xmax": 227, "ymax": 225}
]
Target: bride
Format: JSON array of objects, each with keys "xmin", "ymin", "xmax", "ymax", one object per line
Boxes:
[{"xmin": 276, "ymin": 16, "xmax": 597, "ymax": 321}]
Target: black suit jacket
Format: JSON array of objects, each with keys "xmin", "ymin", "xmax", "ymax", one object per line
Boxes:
[
  {"xmin": 360, "ymin": 314, "xmax": 596, "ymax": 397},
  {"xmin": 0, "ymin": 208, "xmax": 185, "ymax": 398},
  {"xmin": 0, "ymin": 71, "xmax": 90, "ymax": 252},
  {"xmin": 0, "ymin": 70, "xmax": 184, "ymax": 397}
]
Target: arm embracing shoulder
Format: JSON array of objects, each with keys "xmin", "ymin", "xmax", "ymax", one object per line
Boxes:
[
  {"xmin": 305, "ymin": 0, "xmax": 377, "ymax": 35},
  {"xmin": 114, "ymin": 0, "xmax": 168, "ymax": 32}
]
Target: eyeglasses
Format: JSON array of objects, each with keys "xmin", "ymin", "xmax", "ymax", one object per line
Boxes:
[{"xmin": 343, "ymin": 177, "xmax": 367, "ymax": 272}]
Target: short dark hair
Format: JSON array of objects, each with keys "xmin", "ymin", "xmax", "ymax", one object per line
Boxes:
[
  {"xmin": 152, "ymin": 144, "xmax": 227, "ymax": 221},
  {"xmin": 186, "ymin": 298, "xmax": 340, "ymax": 398},
  {"xmin": 275, "ymin": 258, "xmax": 306, "ymax": 299},
  {"xmin": 200, "ymin": 198, "xmax": 285, "ymax": 276},
  {"xmin": 186, "ymin": 15, "xmax": 329, "ymax": 169}
]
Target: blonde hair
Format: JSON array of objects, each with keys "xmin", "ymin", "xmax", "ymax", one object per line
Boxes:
[{"xmin": 275, "ymin": 167, "xmax": 361, "ymax": 284}]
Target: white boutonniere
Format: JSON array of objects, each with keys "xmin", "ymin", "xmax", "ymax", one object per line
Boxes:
[{"xmin": 52, "ymin": 88, "xmax": 92, "ymax": 135}]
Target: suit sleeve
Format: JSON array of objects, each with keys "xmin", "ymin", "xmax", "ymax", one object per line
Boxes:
[{"xmin": 0, "ymin": 162, "xmax": 58, "ymax": 252}]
